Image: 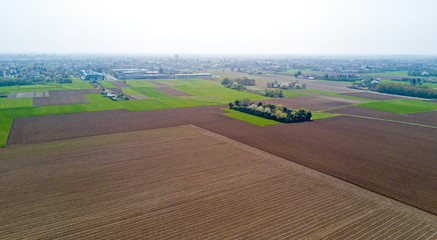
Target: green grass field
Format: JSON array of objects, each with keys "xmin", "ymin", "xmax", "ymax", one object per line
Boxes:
[
  {"xmin": 83, "ymin": 94, "xmax": 124, "ymax": 111},
  {"xmin": 172, "ymin": 86, "xmax": 269, "ymax": 103},
  {"xmin": 130, "ymin": 87, "xmax": 170, "ymax": 98},
  {"xmin": 125, "ymin": 80, "xmax": 158, "ymax": 88},
  {"xmin": 100, "ymin": 81, "xmax": 116, "ymax": 88},
  {"xmin": 423, "ymin": 82, "xmax": 437, "ymax": 89},
  {"xmin": 0, "ymin": 82, "xmax": 94, "ymax": 93},
  {"xmin": 362, "ymin": 71, "xmax": 409, "ymax": 77},
  {"xmin": 221, "ymin": 108, "xmax": 281, "ymax": 126},
  {"xmin": 0, "ymin": 98, "xmax": 33, "ymax": 109},
  {"xmin": 311, "ymin": 111, "xmax": 341, "ymax": 120},
  {"xmin": 281, "ymin": 90, "xmax": 308, "ymax": 98},
  {"xmin": 300, "ymin": 89, "xmax": 374, "ymax": 101},
  {"xmin": 356, "ymin": 99, "xmax": 437, "ymax": 114},
  {"xmin": 0, "ymin": 117, "xmax": 13, "ymax": 147}
]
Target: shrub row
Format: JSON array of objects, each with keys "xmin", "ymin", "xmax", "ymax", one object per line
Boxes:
[
  {"xmin": 376, "ymin": 82, "xmax": 437, "ymax": 99},
  {"xmin": 229, "ymin": 99, "xmax": 311, "ymax": 123}
]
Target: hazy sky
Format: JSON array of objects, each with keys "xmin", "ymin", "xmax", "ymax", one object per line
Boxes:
[{"xmin": 1, "ymin": 0, "xmax": 437, "ymax": 55}]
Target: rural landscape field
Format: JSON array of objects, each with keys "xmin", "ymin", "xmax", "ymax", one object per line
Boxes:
[
  {"xmin": 1, "ymin": 68, "xmax": 437, "ymax": 238},
  {"xmin": 2, "ymin": 0, "xmax": 437, "ymax": 237}
]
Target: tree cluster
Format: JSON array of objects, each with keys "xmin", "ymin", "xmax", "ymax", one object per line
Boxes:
[
  {"xmin": 264, "ymin": 88, "xmax": 284, "ymax": 98},
  {"xmin": 376, "ymin": 82, "xmax": 437, "ymax": 99},
  {"xmin": 408, "ymin": 70, "xmax": 437, "ymax": 77},
  {"xmin": 322, "ymin": 74, "xmax": 359, "ymax": 82},
  {"xmin": 228, "ymin": 99, "xmax": 312, "ymax": 123},
  {"xmin": 221, "ymin": 77, "xmax": 256, "ymax": 86}
]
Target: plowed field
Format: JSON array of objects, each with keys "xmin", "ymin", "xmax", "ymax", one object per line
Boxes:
[
  {"xmin": 1, "ymin": 125, "xmax": 436, "ymax": 239},
  {"xmin": 33, "ymin": 89, "xmax": 100, "ymax": 106}
]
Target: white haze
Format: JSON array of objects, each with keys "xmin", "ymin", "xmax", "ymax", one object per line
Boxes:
[{"xmin": 1, "ymin": 0, "xmax": 437, "ymax": 55}]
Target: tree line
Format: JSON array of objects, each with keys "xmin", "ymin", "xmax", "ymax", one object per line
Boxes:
[
  {"xmin": 221, "ymin": 77, "xmax": 256, "ymax": 86},
  {"xmin": 228, "ymin": 99, "xmax": 312, "ymax": 123},
  {"xmin": 376, "ymin": 82, "xmax": 437, "ymax": 99}
]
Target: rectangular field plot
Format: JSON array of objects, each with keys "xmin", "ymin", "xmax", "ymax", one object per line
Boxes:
[
  {"xmin": 222, "ymin": 108, "xmax": 281, "ymax": 126},
  {"xmin": 1, "ymin": 125, "xmax": 436, "ymax": 239},
  {"xmin": 0, "ymin": 117, "xmax": 12, "ymax": 147},
  {"xmin": 356, "ymin": 99, "xmax": 437, "ymax": 114},
  {"xmin": 126, "ymin": 87, "xmax": 170, "ymax": 98},
  {"xmin": 8, "ymin": 91, "xmax": 49, "ymax": 99},
  {"xmin": 0, "ymin": 98, "xmax": 33, "ymax": 109},
  {"xmin": 125, "ymin": 80, "xmax": 158, "ymax": 87}
]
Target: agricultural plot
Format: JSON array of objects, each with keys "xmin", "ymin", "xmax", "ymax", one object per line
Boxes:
[
  {"xmin": 327, "ymin": 106, "xmax": 437, "ymax": 127},
  {"xmin": 340, "ymin": 91, "xmax": 401, "ymax": 100},
  {"xmin": 356, "ymin": 99, "xmax": 437, "ymax": 114},
  {"xmin": 7, "ymin": 105, "xmax": 225, "ymax": 144},
  {"xmin": 221, "ymin": 108, "xmax": 281, "ymax": 126},
  {"xmin": 281, "ymin": 90, "xmax": 308, "ymax": 97},
  {"xmin": 33, "ymin": 89, "xmax": 100, "ymax": 106},
  {"xmin": 299, "ymin": 88, "xmax": 374, "ymax": 101},
  {"xmin": 0, "ymin": 118, "xmax": 12, "ymax": 147},
  {"xmin": 1, "ymin": 125, "xmax": 436, "ymax": 239},
  {"xmin": 126, "ymin": 80, "xmax": 158, "ymax": 87},
  {"xmin": 0, "ymin": 98, "xmax": 33, "ymax": 109},
  {"xmin": 261, "ymin": 95, "xmax": 355, "ymax": 111},
  {"xmin": 99, "ymin": 81, "xmax": 116, "ymax": 88},
  {"xmin": 152, "ymin": 87, "xmax": 193, "ymax": 96},
  {"xmin": 172, "ymin": 85, "xmax": 269, "ymax": 103},
  {"xmin": 197, "ymin": 115, "xmax": 437, "ymax": 215},
  {"xmin": 109, "ymin": 81, "xmax": 130, "ymax": 88},
  {"xmin": 126, "ymin": 87, "xmax": 170, "ymax": 98},
  {"xmin": 83, "ymin": 94, "xmax": 124, "ymax": 111},
  {"xmin": 8, "ymin": 91, "xmax": 49, "ymax": 99}
]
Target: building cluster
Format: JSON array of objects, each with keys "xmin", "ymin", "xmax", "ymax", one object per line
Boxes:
[{"xmin": 81, "ymin": 70, "xmax": 105, "ymax": 81}]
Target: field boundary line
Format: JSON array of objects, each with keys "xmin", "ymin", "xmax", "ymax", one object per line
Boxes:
[{"xmin": 340, "ymin": 114, "xmax": 437, "ymax": 129}]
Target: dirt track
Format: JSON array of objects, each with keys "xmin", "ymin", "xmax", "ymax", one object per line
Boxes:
[
  {"xmin": 33, "ymin": 89, "xmax": 100, "ymax": 106},
  {"xmin": 1, "ymin": 125, "xmax": 436, "ymax": 239},
  {"xmin": 152, "ymin": 87, "xmax": 193, "ymax": 96}
]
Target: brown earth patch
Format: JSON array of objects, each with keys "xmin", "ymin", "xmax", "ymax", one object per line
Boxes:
[
  {"xmin": 1, "ymin": 125, "xmax": 436, "ymax": 239},
  {"xmin": 32, "ymin": 89, "xmax": 100, "ymax": 106},
  {"xmin": 109, "ymin": 81, "xmax": 130, "ymax": 88},
  {"xmin": 196, "ymin": 115, "xmax": 437, "ymax": 215},
  {"xmin": 259, "ymin": 95, "xmax": 355, "ymax": 111},
  {"xmin": 149, "ymin": 81, "xmax": 168, "ymax": 86},
  {"xmin": 7, "ymin": 105, "xmax": 225, "ymax": 145},
  {"xmin": 152, "ymin": 87, "xmax": 193, "ymax": 96},
  {"xmin": 340, "ymin": 91, "xmax": 402, "ymax": 100},
  {"xmin": 327, "ymin": 106, "xmax": 437, "ymax": 127}
]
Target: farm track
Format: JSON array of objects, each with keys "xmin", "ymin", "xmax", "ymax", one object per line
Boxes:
[{"xmin": 1, "ymin": 125, "xmax": 436, "ymax": 239}]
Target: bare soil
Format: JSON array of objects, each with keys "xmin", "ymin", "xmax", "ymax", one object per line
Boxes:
[
  {"xmin": 7, "ymin": 105, "xmax": 226, "ymax": 144},
  {"xmin": 196, "ymin": 115, "xmax": 437, "ymax": 215},
  {"xmin": 152, "ymin": 87, "xmax": 193, "ymax": 96},
  {"xmin": 1, "ymin": 125, "xmax": 436, "ymax": 239},
  {"xmin": 33, "ymin": 89, "xmax": 100, "ymax": 106}
]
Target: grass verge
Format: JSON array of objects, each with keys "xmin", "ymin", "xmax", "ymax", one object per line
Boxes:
[{"xmin": 221, "ymin": 108, "xmax": 281, "ymax": 126}]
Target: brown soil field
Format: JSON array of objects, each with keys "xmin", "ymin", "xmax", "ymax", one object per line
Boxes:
[
  {"xmin": 110, "ymin": 81, "xmax": 130, "ymax": 88},
  {"xmin": 152, "ymin": 86, "xmax": 193, "ymax": 96},
  {"xmin": 340, "ymin": 91, "xmax": 401, "ymax": 100},
  {"xmin": 33, "ymin": 89, "xmax": 100, "ymax": 106},
  {"xmin": 327, "ymin": 106, "xmax": 437, "ymax": 127},
  {"xmin": 196, "ymin": 115, "xmax": 437, "ymax": 215},
  {"xmin": 260, "ymin": 95, "xmax": 358, "ymax": 111},
  {"xmin": 7, "ymin": 105, "xmax": 225, "ymax": 144},
  {"xmin": 8, "ymin": 91, "xmax": 49, "ymax": 99},
  {"xmin": 1, "ymin": 125, "xmax": 436, "ymax": 239},
  {"xmin": 149, "ymin": 80, "xmax": 168, "ymax": 86}
]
